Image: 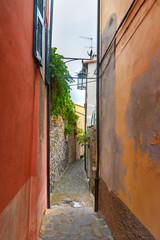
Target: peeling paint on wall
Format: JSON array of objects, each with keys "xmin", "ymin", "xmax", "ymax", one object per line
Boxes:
[
  {"xmin": 99, "ymin": 178, "xmax": 155, "ymax": 240},
  {"xmin": 100, "ymin": 1, "xmax": 160, "ymax": 239},
  {"xmin": 100, "ymin": 14, "xmax": 125, "ymax": 194},
  {"xmin": 126, "ymin": 48, "xmax": 160, "ymax": 162}
]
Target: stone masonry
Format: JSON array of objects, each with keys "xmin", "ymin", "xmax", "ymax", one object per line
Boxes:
[
  {"xmin": 86, "ymin": 126, "xmax": 97, "ymax": 195},
  {"xmin": 50, "ymin": 116, "xmax": 77, "ymax": 192},
  {"xmin": 50, "ymin": 116, "xmax": 67, "ymax": 192}
]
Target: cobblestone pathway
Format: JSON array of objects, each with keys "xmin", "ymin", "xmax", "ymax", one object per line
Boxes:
[{"xmin": 39, "ymin": 160, "xmax": 114, "ymax": 240}]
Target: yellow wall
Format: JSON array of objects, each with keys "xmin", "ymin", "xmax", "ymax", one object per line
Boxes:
[
  {"xmin": 74, "ymin": 104, "xmax": 85, "ymax": 132},
  {"xmin": 100, "ymin": 0, "xmax": 160, "ymax": 239}
]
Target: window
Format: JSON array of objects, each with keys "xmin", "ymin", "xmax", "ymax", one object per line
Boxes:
[{"xmin": 33, "ymin": 0, "xmax": 44, "ymax": 66}]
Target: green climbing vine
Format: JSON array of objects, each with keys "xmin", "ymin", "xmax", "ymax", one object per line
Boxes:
[{"xmin": 50, "ymin": 47, "xmax": 78, "ymax": 134}]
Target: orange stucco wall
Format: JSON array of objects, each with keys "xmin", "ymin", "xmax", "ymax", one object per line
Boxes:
[
  {"xmin": 100, "ymin": 0, "xmax": 160, "ymax": 239},
  {"xmin": 0, "ymin": 0, "xmax": 48, "ymax": 239},
  {"xmin": 74, "ymin": 104, "xmax": 85, "ymax": 132}
]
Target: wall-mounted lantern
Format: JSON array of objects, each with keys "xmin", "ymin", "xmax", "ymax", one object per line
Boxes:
[{"xmin": 77, "ymin": 71, "xmax": 87, "ymax": 90}]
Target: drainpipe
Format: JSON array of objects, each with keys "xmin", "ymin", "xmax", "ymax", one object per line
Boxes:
[
  {"xmin": 95, "ymin": 0, "xmax": 100, "ymax": 212},
  {"xmin": 84, "ymin": 73, "xmax": 88, "ymax": 171},
  {"xmin": 47, "ymin": 0, "xmax": 54, "ymax": 209}
]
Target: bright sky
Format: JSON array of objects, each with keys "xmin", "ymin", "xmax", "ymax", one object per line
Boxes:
[{"xmin": 52, "ymin": 0, "xmax": 97, "ymax": 106}]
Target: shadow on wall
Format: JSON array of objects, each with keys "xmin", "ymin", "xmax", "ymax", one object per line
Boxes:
[{"xmin": 100, "ymin": 14, "xmax": 125, "ymax": 194}]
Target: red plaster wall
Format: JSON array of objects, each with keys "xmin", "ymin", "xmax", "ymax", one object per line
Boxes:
[{"xmin": 0, "ymin": 0, "xmax": 48, "ymax": 239}]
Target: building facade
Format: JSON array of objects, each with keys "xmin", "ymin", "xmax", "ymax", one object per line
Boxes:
[
  {"xmin": 74, "ymin": 104, "xmax": 85, "ymax": 158},
  {"xmin": 0, "ymin": 0, "xmax": 52, "ymax": 239},
  {"xmin": 99, "ymin": 1, "xmax": 160, "ymax": 239},
  {"xmin": 84, "ymin": 58, "xmax": 97, "ymax": 127},
  {"xmin": 74, "ymin": 104, "xmax": 85, "ymax": 132}
]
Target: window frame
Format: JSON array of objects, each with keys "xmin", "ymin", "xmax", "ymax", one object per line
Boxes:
[{"xmin": 33, "ymin": 0, "xmax": 44, "ymax": 66}]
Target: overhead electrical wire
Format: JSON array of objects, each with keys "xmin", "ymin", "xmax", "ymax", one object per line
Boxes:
[
  {"xmin": 54, "ymin": 76, "xmax": 96, "ymax": 80},
  {"xmin": 69, "ymin": 80, "xmax": 96, "ymax": 87}
]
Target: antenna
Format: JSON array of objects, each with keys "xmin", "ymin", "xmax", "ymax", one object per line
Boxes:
[{"xmin": 79, "ymin": 36, "xmax": 94, "ymax": 58}]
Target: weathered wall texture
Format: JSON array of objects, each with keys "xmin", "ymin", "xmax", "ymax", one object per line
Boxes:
[
  {"xmin": 76, "ymin": 144, "xmax": 84, "ymax": 160},
  {"xmin": 83, "ymin": 59, "xmax": 97, "ymax": 127},
  {"xmin": 50, "ymin": 117, "xmax": 76, "ymax": 191},
  {"xmin": 0, "ymin": 1, "xmax": 48, "ymax": 239},
  {"xmin": 100, "ymin": 0, "xmax": 160, "ymax": 239},
  {"xmin": 86, "ymin": 126, "xmax": 97, "ymax": 195},
  {"xmin": 67, "ymin": 131, "xmax": 77, "ymax": 164},
  {"xmin": 50, "ymin": 116, "xmax": 67, "ymax": 191}
]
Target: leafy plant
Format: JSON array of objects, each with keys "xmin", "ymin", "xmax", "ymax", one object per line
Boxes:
[
  {"xmin": 64, "ymin": 124, "xmax": 74, "ymax": 135},
  {"xmin": 50, "ymin": 48, "xmax": 78, "ymax": 133},
  {"xmin": 77, "ymin": 133, "xmax": 90, "ymax": 146},
  {"xmin": 77, "ymin": 127, "xmax": 84, "ymax": 135},
  {"xmin": 80, "ymin": 154, "xmax": 84, "ymax": 159}
]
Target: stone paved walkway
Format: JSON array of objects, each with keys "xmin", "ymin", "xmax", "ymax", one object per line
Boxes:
[
  {"xmin": 39, "ymin": 160, "xmax": 114, "ymax": 240},
  {"xmin": 52, "ymin": 160, "xmax": 89, "ymax": 194}
]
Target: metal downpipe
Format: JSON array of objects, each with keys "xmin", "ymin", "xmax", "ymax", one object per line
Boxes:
[
  {"xmin": 47, "ymin": 0, "xmax": 54, "ymax": 209},
  {"xmin": 95, "ymin": 0, "xmax": 100, "ymax": 212}
]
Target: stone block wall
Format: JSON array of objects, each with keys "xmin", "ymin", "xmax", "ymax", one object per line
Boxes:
[
  {"xmin": 68, "ymin": 132, "xmax": 76, "ymax": 164},
  {"xmin": 65, "ymin": 132, "xmax": 76, "ymax": 164},
  {"xmin": 50, "ymin": 116, "xmax": 77, "ymax": 191},
  {"xmin": 50, "ymin": 116, "xmax": 67, "ymax": 191},
  {"xmin": 76, "ymin": 144, "xmax": 84, "ymax": 160},
  {"xmin": 86, "ymin": 126, "xmax": 97, "ymax": 195}
]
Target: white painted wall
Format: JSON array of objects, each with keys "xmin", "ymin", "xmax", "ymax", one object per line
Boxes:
[{"xmin": 86, "ymin": 58, "xmax": 96, "ymax": 127}]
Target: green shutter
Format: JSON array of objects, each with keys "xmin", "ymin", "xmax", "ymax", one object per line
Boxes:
[
  {"xmin": 45, "ymin": 24, "xmax": 50, "ymax": 85},
  {"xmin": 33, "ymin": 0, "xmax": 44, "ymax": 66}
]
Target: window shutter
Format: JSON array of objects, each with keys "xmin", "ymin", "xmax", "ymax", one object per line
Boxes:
[
  {"xmin": 45, "ymin": 24, "xmax": 50, "ymax": 85},
  {"xmin": 33, "ymin": 0, "xmax": 44, "ymax": 66}
]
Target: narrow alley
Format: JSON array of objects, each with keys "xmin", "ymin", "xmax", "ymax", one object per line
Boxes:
[
  {"xmin": 39, "ymin": 160, "xmax": 114, "ymax": 240},
  {"xmin": 1, "ymin": 0, "xmax": 160, "ymax": 239}
]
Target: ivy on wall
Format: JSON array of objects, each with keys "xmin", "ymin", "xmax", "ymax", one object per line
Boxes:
[{"xmin": 50, "ymin": 48, "xmax": 78, "ymax": 134}]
